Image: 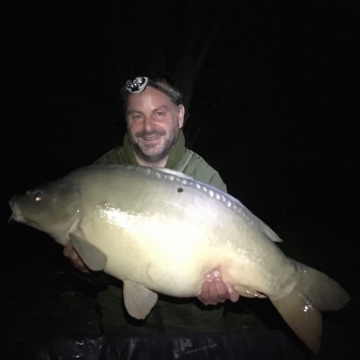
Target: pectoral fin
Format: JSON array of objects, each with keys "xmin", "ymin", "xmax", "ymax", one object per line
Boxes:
[
  {"xmin": 123, "ymin": 280, "xmax": 158, "ymax": 320},
  {"xmin": 69, "ymin": 233, "xmax": 107, "ymax": 271}
]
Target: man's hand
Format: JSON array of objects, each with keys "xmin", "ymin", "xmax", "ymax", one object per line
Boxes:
[
  {"xmin": 63, "ymin": 242, "xmax": 90, "ymax": 273},
  {"xmin": 198, "ymin": 271, "xmax": 239, "ymax": 305}
]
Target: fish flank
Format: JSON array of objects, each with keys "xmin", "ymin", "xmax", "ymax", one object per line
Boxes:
[{"xmin": 9, "ymin": 164, "xmax": 351, "ymax": 354}]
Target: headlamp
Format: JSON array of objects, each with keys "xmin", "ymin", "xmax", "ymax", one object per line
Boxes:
[
  {"xmin": 125, "ymin": 76, "xmax": 180, "ymax": 105},
  {"xmin": 125, "ymin": 77, "xmax": 148, "ymax": 94}
]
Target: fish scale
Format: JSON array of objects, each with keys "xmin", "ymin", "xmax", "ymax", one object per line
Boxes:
[{"xmin": 9, "ymin": 164, "xmax": 350, "ymax": 354}]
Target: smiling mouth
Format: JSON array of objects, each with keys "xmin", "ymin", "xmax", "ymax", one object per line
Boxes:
[{"xmin": 142, "ymin": 136, "xmax": 161, "ymax": 141}]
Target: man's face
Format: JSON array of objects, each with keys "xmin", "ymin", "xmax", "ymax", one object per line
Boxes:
[{"xmin": 125, "ymin": 86, "xmax": 185, "ymax": 165}]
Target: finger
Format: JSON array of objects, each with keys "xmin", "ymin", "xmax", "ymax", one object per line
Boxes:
[
  {"xmin": 64, "ymin": 245, "xmax": 90, "ymax": 273},
  {"xmin": 213, "ymin": 274, "xmax": 229, "ymax": 303},
  {"xmin": 73, "ymin": 256, "xmax": 90, "ymax": 273},
  {"xmin": 73, "ymin": 252, "xmax": 89, "ymax": 271},
  {"xmin": 214, "ymin": 280, "xmax": 228, "ymax": 302},
  {"xmin": 63, "ymin": 242, "xmax": 72, "ymax": 257},
  {"xmin": 207, "ymin": 279, "xmax": 220, "ymax": 304},
  {"xmin": 225, "ymin": 283, "xmax": 240, "ymax": 302},
  {"xmin": 76, "ymin": 260, "xmax": 89, "ymax": 272},
  {"xmin": 68, "ymin": 249, "xmax": 79, "ymax": 262},
  {"xmin": 201, "ymin": 271, "xmax": 226, "ymax": 305},
  {"xmin": 198, "ymin": 277, "xmax": 211, "ymax": 301}
]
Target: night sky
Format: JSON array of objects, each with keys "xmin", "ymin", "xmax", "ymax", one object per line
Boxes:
[
  {"xmin": 1, "ymin": 1, "xmax": 359, "ymax": 357},
  {"xmin": 3, "ymin": 1, "xmax": 358, "ymax": 233}
]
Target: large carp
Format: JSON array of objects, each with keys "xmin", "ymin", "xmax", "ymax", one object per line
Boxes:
[{"xmin": 9, "ymin": 165, "xmax": 350, "ymax": 353}]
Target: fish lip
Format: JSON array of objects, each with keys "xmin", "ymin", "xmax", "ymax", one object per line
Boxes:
[{"xmin": 8, "ymin": 201, "xmax": 25, "ymax": 223}]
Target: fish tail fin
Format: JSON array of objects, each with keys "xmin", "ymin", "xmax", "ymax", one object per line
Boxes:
[
  {"xmin": 270, "ymin": 261, "xmax": 350, "ymax": 354},
  {"xmin": 271, "ymin": 286, "xmax": 323, "ymax": 353}
]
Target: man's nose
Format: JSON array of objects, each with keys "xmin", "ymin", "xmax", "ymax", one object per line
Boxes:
[{"xmin": 143, "ymin": 115, "xmax": 155, "ymax": 131}]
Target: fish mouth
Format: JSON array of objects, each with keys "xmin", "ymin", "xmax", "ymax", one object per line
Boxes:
[{"xmin": 8, "ymin": 200, "xmax": 25, "ymax": 223}]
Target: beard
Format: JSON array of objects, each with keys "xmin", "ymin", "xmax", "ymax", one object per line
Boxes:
[{"xmin": 128, "ymin": 125, "xmax": 180, "ymax": 164}]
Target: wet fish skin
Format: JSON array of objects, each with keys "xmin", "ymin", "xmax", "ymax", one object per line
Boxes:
[{"xmin": 9, "ymin": 164, "xmax": 350, "ymax": 353}]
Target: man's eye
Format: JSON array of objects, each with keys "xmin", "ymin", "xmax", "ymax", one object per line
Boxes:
[{"xmin": 156, "ymin": 112, "xmax": 164, "ymax": 116}]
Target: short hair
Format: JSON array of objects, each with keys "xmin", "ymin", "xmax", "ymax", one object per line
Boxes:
[{"xmin": 121, "ymin": 73, "xmax": 183, "ymax": 107}]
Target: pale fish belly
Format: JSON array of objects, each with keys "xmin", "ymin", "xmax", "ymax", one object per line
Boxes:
[{"xmin": 79, "ymin": 194, "xmax": 296, "ymax": 300}]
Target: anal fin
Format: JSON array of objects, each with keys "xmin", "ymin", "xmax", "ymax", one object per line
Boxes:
[{"xmin": 123, "ymin": 280, "xmax": 158, "ymax": 320}]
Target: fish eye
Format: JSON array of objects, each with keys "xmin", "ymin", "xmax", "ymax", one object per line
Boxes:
[{"xmin": 32, "ymin": 190, "xmax": 44, "ymax": 202}]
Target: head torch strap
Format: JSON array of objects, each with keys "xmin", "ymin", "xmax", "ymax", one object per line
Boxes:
[{"xmin": 125, "ymin": 76, "xmax": 180, "ymax": 105}]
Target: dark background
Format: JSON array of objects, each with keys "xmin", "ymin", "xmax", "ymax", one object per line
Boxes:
[{"xmin": 1, "ymin": 1, "xmax": 359, "ymax": 359}]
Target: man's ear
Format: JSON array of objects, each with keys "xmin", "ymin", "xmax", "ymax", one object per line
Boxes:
[{"xmin": 178, "ymin": 104, "xmax": 185, "ymax": 129}]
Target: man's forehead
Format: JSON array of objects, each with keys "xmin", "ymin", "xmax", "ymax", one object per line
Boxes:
[
  {"xmin": 127, "ymin": 105, "xmax": 170, "ymax": 114},
  {"xmin": 126, "ymin": 87, "xmax": 174, "ymax": 110}
]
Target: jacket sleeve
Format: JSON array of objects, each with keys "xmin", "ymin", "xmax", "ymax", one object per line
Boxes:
[
  {"xmin": 208, "ymin": 171, "xmax": 227, "ymax": 193},
  {"xmin": 93, "ymin": 148, "xmax": 125, "ymax": 165}
]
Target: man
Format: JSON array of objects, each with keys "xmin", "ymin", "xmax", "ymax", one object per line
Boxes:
[{"xmin": 64, "ymin": 74, "xmax": 239, "ymax": 333}]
